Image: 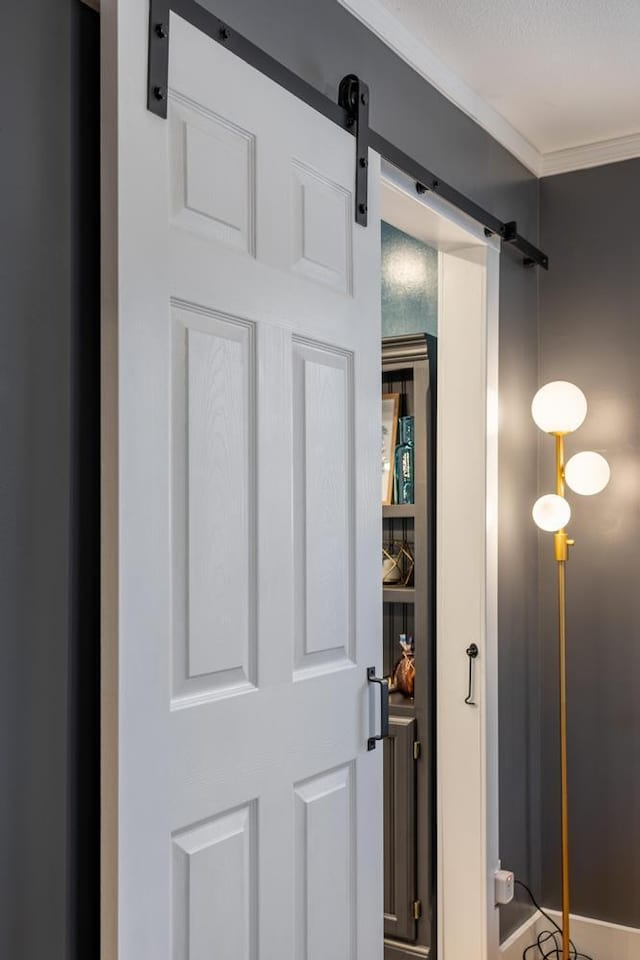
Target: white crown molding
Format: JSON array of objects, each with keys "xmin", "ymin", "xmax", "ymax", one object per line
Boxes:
[
  {"xmin": 338, "ymin": 0, "xmax": 543, "ymax": 176},
  {"xmin": 339, "ymin": 0, "xmax": 640, "ymax": 180},
  {"xmin": 542, "ymin": 131, "xmax": 640, "ymax": 176}
]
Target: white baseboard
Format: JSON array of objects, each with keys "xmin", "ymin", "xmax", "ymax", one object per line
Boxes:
[
  {"xmin": 544, "ymin": 910, "xmax": 640, "ymax": 960},
  {"xmin": 499, "ymin": 909, "xmax": 640, "ymax": 960},
  {"xmin": 499, "ymin": 911, "xmax": 541, "ymax": 960}
]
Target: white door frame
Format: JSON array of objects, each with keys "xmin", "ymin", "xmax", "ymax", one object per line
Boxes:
[{"xmin": 381, "ymin": 162, "xmax": 501, "ymax": 960}]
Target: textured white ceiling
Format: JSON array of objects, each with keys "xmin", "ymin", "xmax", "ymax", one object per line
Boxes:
[{"xmin": 378, "ymin": 0, "xmax": 640, "ymax": 154}]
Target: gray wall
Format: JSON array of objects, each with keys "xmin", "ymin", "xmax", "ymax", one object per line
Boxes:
[
  {"xmin": 1, "ymin": 3, "xmax": 73, "ymax": 956},
  {"xmin": 540, "ymin": 161, "xmax": 640, "ymax": 927},
  {"xmin": 0, "ymin": 3, "xmax": 100, "ymax": 959},
  {"xmin": 1, "ymin": 0, "xmax": 541, "ymax": 955}
]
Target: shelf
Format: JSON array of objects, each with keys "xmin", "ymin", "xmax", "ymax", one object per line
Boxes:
[
  {"xmin": 388, "ymin": 691, "xmax": 416, "ymax": 717},
  {"xmin": 383, "ymin": 586, "xmax": 415, "ymax": 604},
  {"xmin": 383, "ymin": 504, "xmax": 415, "ymax": 519},
  {"xmin": 384, "ymin": 937, "xmax": 430, "ymax": 959}
]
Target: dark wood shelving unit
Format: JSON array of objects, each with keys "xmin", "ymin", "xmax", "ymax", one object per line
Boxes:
[{"xmin": 382, "ymin": 334, "xmax": 435, "ymax": 960}]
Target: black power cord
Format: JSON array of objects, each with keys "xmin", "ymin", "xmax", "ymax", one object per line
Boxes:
[{"xmin": 515, "ymin": 879, "xmax": 595, "ymax": 960}]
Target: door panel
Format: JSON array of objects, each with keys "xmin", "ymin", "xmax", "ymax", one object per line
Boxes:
[
  {"xmin": 290, "ymin": 159, "xmax": 353, "ymax": 292},
  {"xmin": 295, "ymin": 764, "xmax": 356, "ymax": 960},
  {"xmin": 108, "ymin": 5, "xmax": 382, "ymax": 959},
  {"xmin": 172, "ymin": 802, "xmax": 257, "ymax": 960},
  {"xmin": 171, "ymin": 306, "xmax": 257, "ymax": 704},
  {"xmin": 169, "ymin": 92, "xmax": 256, "ymax": 253},
  {"xmin": 384, "ymin": 716, "xmax": 417, "ymax": 942},
  {"xmin": 293, "ymin": 340, "xmax": 353, "ymax": 675}
]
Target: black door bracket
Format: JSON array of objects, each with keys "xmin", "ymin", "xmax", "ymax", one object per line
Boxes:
[
  {"xmin": 338, "ymin": 75, "xmax": 370, "ymax": 227},
  {"xmin": 147, "ymin": 0, "xmax": 171, "ymax": 119}
]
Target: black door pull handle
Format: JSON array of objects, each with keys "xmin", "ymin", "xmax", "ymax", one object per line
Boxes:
[
  {"xmin": 367, "ymin": 666, "xmax": 389, "ymax": 750},
  {"xmin": 465, "ymin": 643, "xmax": 479, "ymax": 705}
]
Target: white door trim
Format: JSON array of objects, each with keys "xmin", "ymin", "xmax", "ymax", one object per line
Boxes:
[
  {"xmin": 381, "ymin": 162, "xmax": 501, "ymax": 960},
  {"xmin": 437, "ymin": 241, "xmax": 500, "ymax": 960}
]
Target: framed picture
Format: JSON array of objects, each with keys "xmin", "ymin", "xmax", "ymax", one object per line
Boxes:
[{"xmin": 381, "ymin": 393, "xmax": 400, "ymax": 505}]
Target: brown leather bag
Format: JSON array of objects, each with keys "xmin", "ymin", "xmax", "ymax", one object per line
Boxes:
[{"xmin": 389, "ymin": 637, "xmax": 415, "ymax": 698}]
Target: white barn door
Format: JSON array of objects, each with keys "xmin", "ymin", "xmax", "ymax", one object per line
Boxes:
[{"xmin": 102, "ymin": 4, "xmax": 382, "ymax": 960}]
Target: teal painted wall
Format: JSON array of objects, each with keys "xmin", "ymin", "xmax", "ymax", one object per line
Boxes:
[{"xmin": 381, "ymin": 221, "xmax": 438, "ymax": 337}]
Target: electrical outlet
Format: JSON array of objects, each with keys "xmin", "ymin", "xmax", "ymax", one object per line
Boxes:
[{"xmin": 494, "ymin": 869, "xmax": 515, "ymax": 905}]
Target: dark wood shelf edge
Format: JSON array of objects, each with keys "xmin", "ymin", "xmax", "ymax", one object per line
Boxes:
[
  {"xmin": 389, "ymin": 692, "xmax": 416, "ymax": 717},
  {"xmin": 383, "ymin": 504, "xmax": 416, "ymax": 519},
  {"xmin": 383, "ymin": 586, "xmax": 416, "ymax": 604},
  {"xmin": 384, "ymin": 938, "xmax": 430, "ymax": 959}
]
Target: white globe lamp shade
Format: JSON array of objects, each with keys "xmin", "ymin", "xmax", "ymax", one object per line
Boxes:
[
  {"xmin": 531, "ymin": 381, "xmax": 587, "ymax": 434},
  {"xmin": 565, "ymin": 451, "xmax": 610, "ymax": 496},
  {"xmin": 532, "ymin": 494, "xmax": 571, "ymax": 532}
]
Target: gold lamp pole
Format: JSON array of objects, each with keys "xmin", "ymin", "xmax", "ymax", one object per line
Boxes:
[
  {"xmin": 553, "ymin": 431, "xmax": 573, "ymax": 960},
  {"xmin": 531, "ymin": 382, "xmax": 611, "ymax": 960}
]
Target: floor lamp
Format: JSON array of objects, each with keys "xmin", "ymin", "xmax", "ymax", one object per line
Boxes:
[{"xmin": 531, "ymin": 381, "xmax": 610, "ymax": 960}]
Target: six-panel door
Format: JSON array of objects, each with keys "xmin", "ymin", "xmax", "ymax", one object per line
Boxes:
[{"xmin": 113, "ymin": 5, "xmax": 382, "ymax": 960}]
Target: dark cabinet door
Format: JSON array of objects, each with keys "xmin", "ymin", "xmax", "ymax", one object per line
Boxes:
[{"xmin": 384, "ymin": 715, "xmax": 417, "ymax": 942}]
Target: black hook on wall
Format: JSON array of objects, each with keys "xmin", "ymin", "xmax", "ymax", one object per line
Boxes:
[{"xmin": 465, "ymin": 643, "xmax": 479, "ymax": 705}]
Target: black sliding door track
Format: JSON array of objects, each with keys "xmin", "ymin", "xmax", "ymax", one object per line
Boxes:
[{"xmin": 147, "ymin": 0, "xmax": 548, "ymax": 269}]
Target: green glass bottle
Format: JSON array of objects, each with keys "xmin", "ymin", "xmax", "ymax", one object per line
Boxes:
[{"xmin": 394, "ymin": 415, "xmax": 414, "ymax": 504}]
